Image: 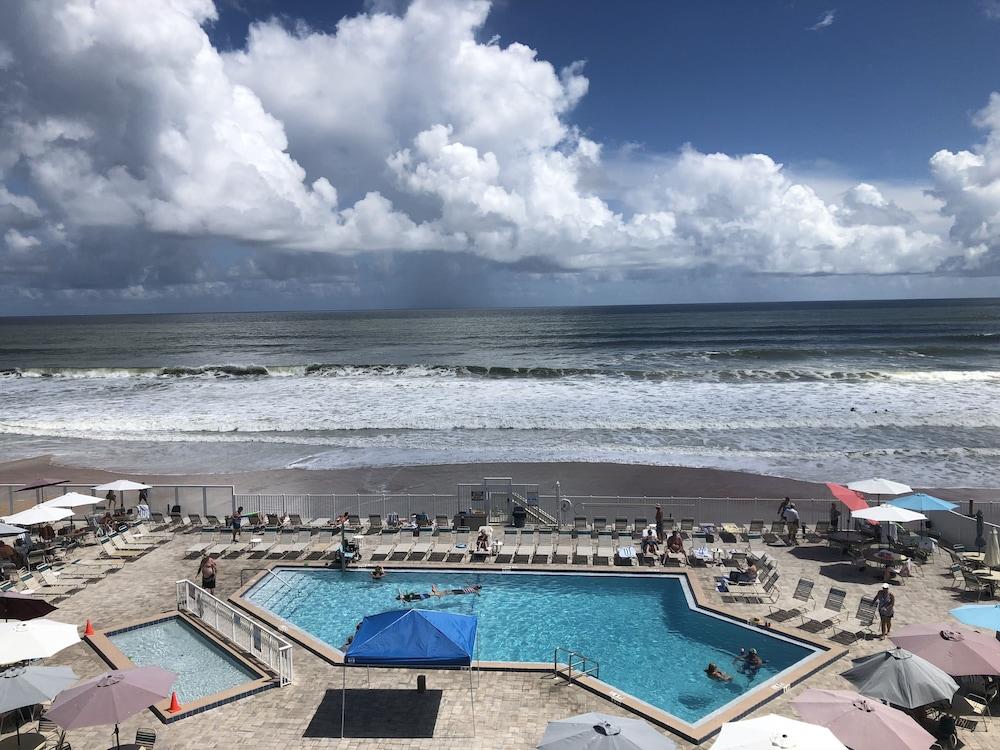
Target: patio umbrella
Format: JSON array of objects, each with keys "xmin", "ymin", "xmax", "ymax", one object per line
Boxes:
[
  {"xmin": 851, "ymin": 505, "xmax": 926, "ymax": 524},
  {"xmin": 0, "ymin": 619, "xmax": 80, "ymax": 664},
  {"xmin": 888, "ymin": 494, "xmax": 957, "ymax": 513},
  {"xmin": 949, "ymin": 603, "xmax": 1000, "ymax": 631},
  {"xmin": 984, "ymin": 528, "xmax": 1000, "ymax": 569},
  {"xmin": 46, "ymin": 666, "xmax": 176, "ymax": 749},
  {"xmin": 41, "ymin": 492, "xmax": 99, "ymax": 510},
  {"xmin": 1, "ymin": 506, "xmax": 74, "ymax": 526},
  {"xmin": 847, "ymin": 478, "xmax": 912, "ymax": 502},
  {"xmin": 976, "ymin": 511, "xmax": 985, "ymax": 552},
  {"xmin": 0, "ymin": 665, "xmax": 77, "ymax": 747},
  {"xmin": 0, "ymin": 522, "xmax": 27, "ymax": 536},
  {"xmin": 792, "ymin": 689, "xmax": 935, "ymax": 750},
  {"xmin": 890, "ymin": 623, "xmax": 1000, "ymax": 676},
  {"xmin": 93, "ymin": 480, "xmax": 150, "ymax": 512},
  {"xmin": 538, "ymin": 712, "xmax": 677, "ymax": 750},
  {"xmin": 0, "ymin": 592, "xmax": 58, "ymax": 622},
  {"xmin": 840, "ymin": 648, "xmax": 959, "ymax": 708},
  {"xmin": 710, "ymin": 714, "xmax": 846, "ymax": 750},
  {"xmin": 826, "ymin": 483, "xmax": 869, "ymax": 513}
]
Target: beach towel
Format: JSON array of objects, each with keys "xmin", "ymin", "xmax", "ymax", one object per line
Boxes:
[{"xmin": 616, "ymin": 546, "xmax": 637, "ymax": 559}]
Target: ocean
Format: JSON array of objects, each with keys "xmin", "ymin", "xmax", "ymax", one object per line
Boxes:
[{"xmin": 1, "ymin": 299, "xmax": 999, "ymax": 485}]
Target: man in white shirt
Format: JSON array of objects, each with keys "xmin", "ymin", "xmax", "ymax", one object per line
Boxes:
[{"xmin": 782, "ymin": 504, "xmax": 800, "ymax": 544}]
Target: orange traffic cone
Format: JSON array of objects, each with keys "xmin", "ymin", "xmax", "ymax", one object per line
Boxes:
[
  {"xmin": 168, "ymin": 692, "xmax": 181, "ymax": 713},
  {"xmin": 84, "ymin": 619, "xmax": 94, "ymax": 636}
]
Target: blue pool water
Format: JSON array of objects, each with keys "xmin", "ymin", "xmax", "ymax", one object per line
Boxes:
[
  {"xmin": 246, "ymin": 569, "xmax": 816, "ymax": 723},
  {"xmin": 108, "ymin": 618, "xmax": 259, "ymax": 704}
]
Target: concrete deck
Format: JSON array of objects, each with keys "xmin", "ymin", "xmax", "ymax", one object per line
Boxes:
[{"xmin": 1, "ymin": 530, "xmax": 994, "ymax": 749}]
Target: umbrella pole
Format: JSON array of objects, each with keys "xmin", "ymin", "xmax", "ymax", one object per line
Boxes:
[
  {"xmin": 115, "ymin": 722, "xmax": 120, "ymax": 749},
  {"xmin": 341, "ymin": 663, "xmax": 346, "ymax": 738}
]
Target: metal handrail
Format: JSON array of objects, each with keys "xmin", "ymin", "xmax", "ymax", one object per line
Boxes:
[{"xmin": 553, "ymin": 646, "xmax": 600, "ymax": 682}]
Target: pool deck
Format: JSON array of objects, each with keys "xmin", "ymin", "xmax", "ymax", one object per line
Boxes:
[{"xmin": 2, "ymin": 531, "xmax": 995, "ymax": 749}]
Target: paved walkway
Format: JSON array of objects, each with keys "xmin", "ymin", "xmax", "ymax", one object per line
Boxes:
[{"xmin": 1, "ymin": 531, "xmax": 994, "ymax": 749}]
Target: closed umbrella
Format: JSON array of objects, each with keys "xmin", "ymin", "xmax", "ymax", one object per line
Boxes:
[
  {"xmin": 984, "ymin": 529, "xmax": 1000, "ymax": 569},
  {"xmin": 0, "ymin": 619, "xmax": 80, "ymax": 664},
  {"xmin": 0, "ymin": 592, "xmax": 58, "ymax": 622},
  {"xmin": 847, "ymin": 478, "xmax": 912, "ymax": 502},
  {"xmin": 710, "ymin": 714, "xmax": 846, "ymax": 750},
  {"xmin": 0, "ymin": 665, "xmax": 77, "ymax": 747},
  {"xmin": 891, "ymin": 623, "xmax": 1000, "ymax": 676},
  {"xmin": 949, "ymin": 603, "xmax": 1000, "ymax": 631},
  {"xmin": 976, "ymin": 511, "xmax": 985, "ymax": 552},
  {"xmin": 538, "ymin": 712, "xmax": 676, "ymax": 750},
  {"xmin": 46, "ymin": 666, "xmax": 176, "ymax": 749},
  {"xmin": 840, "ymin": 648, "xmax": 958, "ymax": 708},
  {"xmin": 792, "ymin": 689, "xmax": 935, "ymax": 750},
  {"xmin": 15, "ymin": 479, "xmax": 68, "ymax": 493}
]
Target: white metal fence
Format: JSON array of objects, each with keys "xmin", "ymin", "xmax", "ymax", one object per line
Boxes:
[
  {"xmin": 3, "ymin": 483, "xmax": 235, "ymax": 518},
  {"xmin": 175, "ymin": 579, "xmax": 293, "ymax": 686}
]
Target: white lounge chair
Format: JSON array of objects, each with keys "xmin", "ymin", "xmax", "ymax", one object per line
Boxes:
[
  {"xmin": 284, "ymin": 530, "xmax": 311, "ymax": 558},
  {"xmin": 573, "ymin": 540, "xmax": 592, "ymax": 565},
  {"xmin": 248, "ymin": 528, "xmax": 278, "ymax": 557},
  {"xmin": 553, "ymin": 531, "xmax": 574, "ymax": 564},
  {"xmin": 185, "ymin": 529, "xmax": 215, "ymax": 557},
  {"xmin": 532, "ymin": 531, "xmax": 554, "ymax": 563},
  {"xmin": 494, "ymin": 529, "xmax": 519, "ymax": 564},
  {"xmin": 408, "ymin": 535, "xmax": 432, "ymax": 561}
]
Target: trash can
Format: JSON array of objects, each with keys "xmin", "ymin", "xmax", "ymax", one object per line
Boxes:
[{"xmin": 512, "ymin": 506, "xmax": 527, "ymax": 528}]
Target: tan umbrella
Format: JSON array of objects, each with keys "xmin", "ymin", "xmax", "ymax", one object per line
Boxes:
[{"xmin": 983, "ymin": 528, "xmax": 1000, "ymax": 569}]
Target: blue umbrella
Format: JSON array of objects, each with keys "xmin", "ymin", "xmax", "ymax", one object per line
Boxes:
[
  {"xmin": 888, "ymin": 494, "xmax": 957, "ymax": 512},
  {"xmin": 950, "ymin": 604, "xmax": 1000, "ymax": 631}
]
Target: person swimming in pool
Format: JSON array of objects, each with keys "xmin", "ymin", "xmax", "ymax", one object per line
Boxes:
[
  {"xmin": 371, "ymin": 565, "xmax": 386, "ymax": 580},
  {"xmin": 705, "ymin": 663, "xmax": 732, "ymax": 682},
  {"xmin": 396, "ymin": 584, "xmax": 482, "ymax": 602},
  {"xmin": 736, "ymin": 648, "xmax": 764, "ymax": 675}
]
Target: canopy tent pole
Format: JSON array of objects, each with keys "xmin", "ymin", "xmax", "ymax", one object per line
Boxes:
[
  {"xmin": 341, "ymin": 662, "xmax": 347, "ymax": 738},
  {"xmin": 468, "ymin": 665, "xmax": 476, "ymax": 737}
]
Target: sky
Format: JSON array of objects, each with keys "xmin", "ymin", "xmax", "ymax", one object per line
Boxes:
[{"xmin": 4, "ymin": 0, "xmax": 1000, "ymax": 314}]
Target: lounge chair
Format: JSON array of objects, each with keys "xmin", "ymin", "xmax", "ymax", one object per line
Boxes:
[
  {"xmin": 303, "ymin": 529, "xmax": 332, "ymax": 558},
  {"xmin": 14, "ymin": 575, "xmax": 64, "ymax": 601},
  {"xmin": 573, "ymin": 539, "xmax": 592, "ymax": 565},
  {"xmin": 428, "ymin": 530, "xmax": 453, "ymax": 561},
  {"xmin": 532, "ymin": 531, "xmax": 554, "ymax": 563},
  {"xmin": 30, "ymin": 570, "xmax": 81, "ymax": 595},
  {"xmin": 799, "ymin": 588, "xmax": 848, "ymax": 632},
  {"xmin": 43, "ymin": 563, "xmax": 104, "ymax": 583},
  {"xmin": 367, "ymin": 515, "xmax": 383, "ymax": 534},
  {"xmin": 135, "ymin": 727, "xmax": 157, "ymax": 748},
  {"xmin": 120, "ymin": 530, "xmax": 156, "ymax": 548},
  {"xmin": 614, "ymin": 518, "xmax": 630, "ymax": 534},
  {"xmin": 746, "ymin": 519, "xmax": 764, "ymax": 539},
  {"xmin": 594, "ymin": 536, "xmax": 613, "ymax": 565},
  {"xmin": 284, "ymin": 530, "xmax": 311, "ymax": 558},
  {"xmin": 408, "ymin": 534, "xmax": 433, "ymax": 561},
  {"xmin": 309, "ymin": 517, "xmax": 332, "ymax": 527},
  {"xmin": 719, "ymin": 523, "xmax": 743, "ymax": 543},
  {"xmin": 132, "ymin": 523, "xmax": 171, "ymax": 541},
  {"xmin": 830, "ymin": 596, "xmax": 877, "ymax": 645},
  {"xmin": 248, "ymin": 528, "xmax": 278, "ymax": 557},
  {"xmin": 513, "ymin": 532, "xmax": 534, "ymax": 564},
  {"xmin": 679, "ymin": 518, "xmax": 695, "ymax": 539},
  {"xmin": 268, "ymin": 529, "xmax": 297, "ymax": 557},
  {"xmin": 573, "ymin": 517, "xmax": 589, "ymax": 534},
  {"xmin": 187, "ymin": 513, "xmax": 203, "ymax": 528},
  {"xmin": 110, "ymin": 534, "xmax": 151, "ymax": 552},
  {"xmin": 592, "ymin": 517, "xmax": 608, "ymax": 532},
  {"xmin": 203, "ymin": 515, "xmax": 222, "ymax": 529},
  {"xmin": 287, "ymin": 514, "xmax": 303, "ymax": 527},
  {"xmin": 205, "ymin": 530, "xmax": 232, "ymax": 557},
  {"xmin": 763, "ymin": 521, "xmax": 787, "ymax": 545},
  {"xmin": 553, "ymin": 530, "xmax": 574, "ymax": 564},
  {"xmin": 494, "ymin": 529, "xmax": 519, "ymax": 564},
  {"xmin": 446, "ymin": 532, "xmax": 470, "ymax": 563},
  {"xmin": 614, "ymin": 545, "xmax": 637, "ymax": 566},
  {"xmin": 346, "ymin": 514, "xmax": 362, "ymax": 533},
  {"xmin": 661, "ymin": 517, "xmax": 675, "ymax": 534},
  {"xmin": 767, "ymin": 578, "xmax": 815, "ymax": 622},
  {"xmin": 368, "ymin": 529, "xmax": 396, "ymax": 561},
  {"xmin": 805, "ymin": 520, "xmax": 829, "ymax": 542},
  {"xmin": 633, "ymin": 517, "xmax": 648, "ymax": 534},
  {"xmin": 435, "ymin": 515, "xmax": 451, "ymax": 531},
  {"xmin": 389, "ymin": 535, "xmax": 412, "ymax": 561}
]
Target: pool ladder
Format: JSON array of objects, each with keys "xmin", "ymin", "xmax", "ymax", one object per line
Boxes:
[{"xmin": 553, "ymin": 646, "xmax": 600, "ymax": 684}]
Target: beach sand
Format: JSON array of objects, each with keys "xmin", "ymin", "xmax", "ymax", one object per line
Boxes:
[{"xmin": 1, "ymin": 453, "xmax": 994, "ymax": 504}]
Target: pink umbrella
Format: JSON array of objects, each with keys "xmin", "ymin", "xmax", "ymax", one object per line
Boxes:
[
  {"xmin": 46, "ymin": 666, "xmax": 176, "ymax": 748},
  {"xmin": 792, "ymin": 689, "xmax": 935, "ymax": 750},
  {"xmin": 890, "ymin": 623, "xmax": 1000, "ymax": 676}
]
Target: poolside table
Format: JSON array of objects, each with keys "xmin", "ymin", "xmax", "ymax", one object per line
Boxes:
[
  {"xmin": 961, "ymin": 552, "xmax": 986, "ymax": 564},
  {"xmin": 0, "ymin": 732, "xmax": 45, "ymax": 750}
]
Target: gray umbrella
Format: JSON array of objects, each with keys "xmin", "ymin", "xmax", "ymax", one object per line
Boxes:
[
  {"xmin": 0, "ymin": 523, "xmax": 27, "ymax": 536},
  {"xmin": 0, "ymin": 665, "xmax": 77, "ymax": 746},
  {"xmin": 538, "ymin": 712, "xmax": 677, "ymax": 750},
  {"xmin": 840, "ymin": 647, "xmax": 958, "ymax": 709}
]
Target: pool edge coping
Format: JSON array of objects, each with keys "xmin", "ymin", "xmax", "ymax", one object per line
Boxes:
[
  {"xmin": 85, "ymin": 610, "xmax": 279, "ymax": 724},
  {"xmin": 228, "ymin": 561, "xmax": 847, "ymax": 745}
]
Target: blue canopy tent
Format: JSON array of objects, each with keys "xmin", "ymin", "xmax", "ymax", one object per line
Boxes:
[{"xmin": 341, "ymin": 609, "xmax": 478, "ymax": 737}]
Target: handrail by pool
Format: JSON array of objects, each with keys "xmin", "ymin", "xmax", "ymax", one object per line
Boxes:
[{"xmin": 175, "ymin": 579, "xmax": 294, "ymax": 686}]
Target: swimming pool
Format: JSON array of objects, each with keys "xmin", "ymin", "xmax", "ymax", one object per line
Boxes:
[
  {"xmin": 107, "ymin": 617, "xmax": 261, "ymax": 704},
  {"xmin": 245, "ymin": 568, "xmax": 818, "ymax": 725}
]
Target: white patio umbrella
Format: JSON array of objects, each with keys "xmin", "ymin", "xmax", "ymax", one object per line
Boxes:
[
  {"xmin": 984, "ymin": 528, "xmax": 1000, "ymax": 569},
  {"xmin": 851, "ymin": 505, "xmax": 926, "ymax": 524},
  {"xmin": 41, "ymin": 492, "xmax": 99, "ymax": 510},
  {"xmin": 93, "ymin": 480, "xmax": 150, "ymax": 511},
  {"xmin": 847, "ymin": 478, "xmax": 913, "ymax": 498},
  {"xmin": 1, "ymin": 506, "xmax": 74, "ymax": 527},
  {"xmin": 711, "ymin": 714, "xmax": 846, "ymax": 750},
  {"xmin": 0, "ymin": 665, "xmax": 77, "ymax": 746},
  {"xmin": 0, "ymin": 620, "xmax": 81, "ymax": 664}
]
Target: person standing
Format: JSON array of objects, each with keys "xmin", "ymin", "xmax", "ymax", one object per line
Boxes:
[
  {"xmin": 777, "ymin": 497, "xmax": 790, "ymax": 520},
  {"xmin": 230, "ymin": 505, "xmax": 244, "ymax": 542},
  {"xmin": 874, "ymin": 583, "xmax": 895, "ymax": 638},
  {"xmin": 197, "ymin": 553, "xmax": 218, "ymax": 594},
  {"xmin": 655, "ymin": 504, "xmax": 664, "ymax": 539},
  {"xmin": 782, "ymin": 503, "xmax": 800, "ymax": 544},
  {"xmin": 829, "ymin": 502, "xmax": 841, "ymax": 532}
]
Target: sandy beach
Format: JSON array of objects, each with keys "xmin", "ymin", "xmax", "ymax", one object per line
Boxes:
[{"xmin": 1, "ymin": 454, "xmax": 995, "ymax": 505}]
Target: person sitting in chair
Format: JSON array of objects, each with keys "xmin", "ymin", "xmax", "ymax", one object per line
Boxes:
[{"xmin": 666, "ymin": 530, "xmax": 685, "ymax": 554}]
